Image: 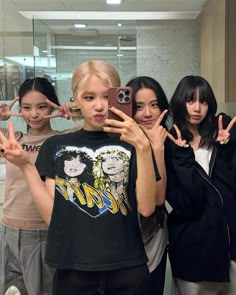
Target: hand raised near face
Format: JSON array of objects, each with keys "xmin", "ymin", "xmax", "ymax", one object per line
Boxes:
[
  {"xmin": 43, "ymin": 99, "xmax": 70, "ymax": 120},
  {"xmin": 167, "ymin": 124, "xmax": 189, "ymax": 147},
  {"xmin": 104, "ymin": 107, "xmax": 150, "ymax": 148},
  {"xmin": 0, "ymin": 121, "xmax": 32, "ymax": 168},
  {"xmin": 216, "ymin": 115, "xmax": 236, "ymax": 144},
  {"xmin": 0, "ymin": 97, "xmax": 23, "ymax": 120},
  {"xmin": 140, "ymin": 110, "xmax": 168, "ymax": 151}
]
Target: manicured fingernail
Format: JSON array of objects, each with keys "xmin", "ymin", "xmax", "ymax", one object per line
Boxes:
[{"xmin": 0, "ymin": 148, "xmax": 5, "ymax": 153}]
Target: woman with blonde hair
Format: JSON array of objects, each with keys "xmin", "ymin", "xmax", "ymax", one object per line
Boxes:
[{"xmin": 0, "ymin": 60, "xmax": 158, "ymax": 294}]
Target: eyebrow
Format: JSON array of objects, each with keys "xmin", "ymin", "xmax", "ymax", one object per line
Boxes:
[
  {"xmin": 21, "ymin": 102, "xmax": 47, "ymax": 106},
  {"xmin": 136, "ymin": 99, "xmax": 157, "ymax": 104}
]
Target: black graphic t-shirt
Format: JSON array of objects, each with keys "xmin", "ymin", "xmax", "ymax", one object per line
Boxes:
[{"xmin": 36, "ymin": 129, "xmax": 148, "ymax": 271}]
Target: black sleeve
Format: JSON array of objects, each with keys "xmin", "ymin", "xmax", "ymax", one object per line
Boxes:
[
  {"xmin": 165, "ymin": 139, "xmax": 205, "ymax": 218},
  {"xmin": 35, "ymin": 139, "xmax": 55, "ymax": 181}
]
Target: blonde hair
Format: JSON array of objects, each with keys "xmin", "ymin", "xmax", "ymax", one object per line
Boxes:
[{"xmin": 70, "ymin": 60, "xmax": 121, "ymax": 119}]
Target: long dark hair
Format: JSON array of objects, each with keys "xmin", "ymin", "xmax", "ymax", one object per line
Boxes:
[
  {"xmin": 170, "ymin": 75, "xmax": 217, "ymax": 148},
  {"xmin": 18, "ymin": 77, "xmax": 60, "ymax": 106},
  {"xmin": 126, "ymin": 76, "xmax": 169, "ymax": 128}
]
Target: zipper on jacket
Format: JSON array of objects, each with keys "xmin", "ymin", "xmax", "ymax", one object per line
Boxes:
[
  {"xmin": 195, "ymin": 150, "xmax": 231, "ymax": 261},
  {"xmin": 208, "ymin": 146, "xmax": 216, "ymax": 178},
  {"xmin": 196, "ymin": 168, "xmax": 223, "ymax": 206}
]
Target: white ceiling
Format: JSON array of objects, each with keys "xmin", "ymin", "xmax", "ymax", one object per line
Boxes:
[
  {"xmin": 11, "ymin": 0, "xmax": 208, "ymax": 13},
  {"xmin": 5, "ymin": 0, "xmax": 209, "ymax": 35},
  {"xmin": 3, "ymin": 0, "xmax": 208, "ymax": 56}
]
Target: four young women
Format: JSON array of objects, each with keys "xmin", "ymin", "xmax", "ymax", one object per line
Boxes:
[{"xmin": 0, "ymin": 68, "xmax": 236, "ymax": 295}]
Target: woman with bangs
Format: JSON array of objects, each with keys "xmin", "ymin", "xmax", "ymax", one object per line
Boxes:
[{"xmin": 165, "ymin": 75, "xmax": 236, "ymax": 295}]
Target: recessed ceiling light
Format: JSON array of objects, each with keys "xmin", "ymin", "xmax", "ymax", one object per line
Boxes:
[
  {"xmin": 117, "ymin": 23, "xmax": 122, "ymax": 27},
  {"xmin": 106, "ymin": 0, "xmax": 121, "ymax": 4},
  {"xmin": 74, "ymin": 24, "xmax": 87, "ymax": 28}
]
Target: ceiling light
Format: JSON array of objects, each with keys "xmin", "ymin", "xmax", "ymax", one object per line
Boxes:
[
  {"xmin": 51, "ymin": 45, "xmax": 136, "ymax": 51},
  {"xmin": 19, "ymin": 11, "xmax": 201, "ymax": 20},
  {"xmin": 106, "ymin": 0, "xmax": 121, "ymax": 4},
  {"xmin": 117, "ymin": 23, "xmax": 122, "ymax": 27},
  {"xmin": 74, "ymin": 24, "xmax": 87, "ymax": 28}
]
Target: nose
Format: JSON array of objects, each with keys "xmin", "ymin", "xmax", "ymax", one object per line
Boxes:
[
  {"xmin": 143, "ymin": 106, "xmax": 152, "ymax": 117},
  {"xmin": 95, "ymin": 97, "xmax": 107, "ymax": 111},
  {"xmin": 31, "ymin": 108, "xmax": 39, "ymax": 117},
  {"xmin": 194, "ymin": 101, "xmax": 201, "ymax": 112}
]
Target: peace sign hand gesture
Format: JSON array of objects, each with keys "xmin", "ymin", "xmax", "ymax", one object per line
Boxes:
[
  {"xmin": 43, "ymin": 99, "xmax": 70, "ymax": 120},
  {"xmin": 140, "ymin": 110, "xmax": 168, "ymax": 151},
  {"xmin": 0, "ymin": 121, "xmax": 32, "ymax": 168},
  {"xmin": 216, "ymin": 115, "xmax": 236, "ymax": 144},
  {"xmin": 0, "ymin": 97, "xmax": 23, "ymax": 120},
  {"xmin": 167, "ymin": 124, "xmax": 189, "ymax": 147}
]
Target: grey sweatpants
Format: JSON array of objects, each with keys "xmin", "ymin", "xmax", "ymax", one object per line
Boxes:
[
  {"xmin": 0, "ymin": 223, "xmax": 54, "ymax": 295},
  {"xmin": 172, "ymin": 260, "xmax": 236, "ymax": 295}
]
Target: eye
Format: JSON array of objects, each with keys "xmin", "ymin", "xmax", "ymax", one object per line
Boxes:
[
  {"xmin": 22, "ymin": 106, "xmax": 30, "ymax": 111},
  {"xmin": 39, "ymin": 105, "xmax": 47, "ymax": 110},
  {"xmin": 104, "ymin": 95, "xmax": 108, "ymax": 100},
  {"xmin": 151, "ymin": 102, "xmax": 159, "ymax": 108},
  {"xmin": 186, "ymin": 99, "xmax": 194, "ymax": 105},
  {"xmin": 83, "ymin": 96, "xmax": 94, "ymax": 101},
  {"xmin": 136, "ymin": 104, "xmax": 143, "ymax": 111},
  {"xmin": 201, "ymin": 100, "xmax": 208, "ymax": 105}
]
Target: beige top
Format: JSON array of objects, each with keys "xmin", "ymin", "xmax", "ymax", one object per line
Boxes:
[{"xmin": 1, "ymin": 127, "xmax": 78, "ymax": 229}]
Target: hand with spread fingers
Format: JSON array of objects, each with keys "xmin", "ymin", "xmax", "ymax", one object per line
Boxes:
[
  {"xmin": 167, "ymin": 124, "xmax": 189, "ymax": 147},
  {"xmin": 140, "ymin": 109, "xmax": 168, "ymax": 151},
  {"xmin": 0, "ymin": 97, "xmax": 23, "ymax": 120},
  {"xmin": 43, "ymin": 99, "xmax": 71, "ymax": 119},
  {"xmin": 216, "ymin": 115, "xmax": 236, "ymax": 144},
  {"xmin": 104, "ymin": 106, "xmax": 150, "ymax": 148},
  {"xmin": 0, "ymin": 121, "xmax": 32, "ymax": 167}
]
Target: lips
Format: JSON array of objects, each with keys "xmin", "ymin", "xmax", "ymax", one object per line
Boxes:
[
  {"xmin": 191, "ymin": 115, "xmax": 201, "ymax": 120},
  {"xmin": 94, "ymin": 114, "xmax": 105, "ymax": 120},
  {"xmin": 141, "ymin": 120, "xmax": 154, "ymax": 124}
]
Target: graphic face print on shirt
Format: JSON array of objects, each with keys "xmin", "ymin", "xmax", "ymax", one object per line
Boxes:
[
  {"xmin": 64, "ymin": 155, "xmax": 86, "ymax": 177},
  {"xmin": 55, "ymin": 145, "xmax": 132, "ymax": 218}
]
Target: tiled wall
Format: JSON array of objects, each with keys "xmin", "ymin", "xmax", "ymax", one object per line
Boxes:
[
  {"xmin": 136, "ymin": 20, "xmax": 200, "ymax": 99},
  {"xmin": 54, "ymin": 20, "xmax": 200, "ymax": 119}
]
